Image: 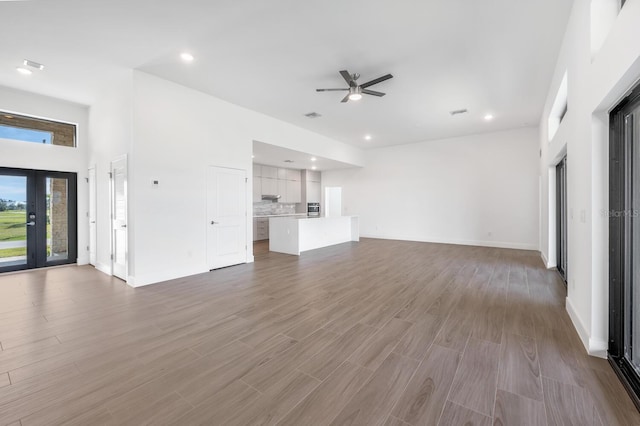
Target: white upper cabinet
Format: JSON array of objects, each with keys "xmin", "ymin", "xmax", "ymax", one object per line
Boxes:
[
  {"xmin": 286, "ymin": 180, "xmax": 302, "ymax": 203},
  {"xmin": 262, "ymin": 166, "xmax": 278, "ymax": 179},
  {"xmin": 253, "ymin": 177, "xmax": 262, "ymax": 202},
  {"xmin": 277, "ymin": 179, "xmax": 287, "ymax": 202},
  {"xmin": 286, "ymin": 169, "xmax": 301, "ymax": 181},
  {"xmin": 261, "ymin": 177, "xmax": 278, "ymax": 195},
  {"xmin": 277, "ymin": 168, "xmax": 287, "ymax": 180},
  {"xmin": 253, "ymin": 164, "xmax": 303, "ymax": 203},
  {"xmin": 307, "ymin": 181, "xmax": 321, "ymax": 203},
  {"xmin": 307, "ymin": 170, "xmax": 321, "ymax": 182}
]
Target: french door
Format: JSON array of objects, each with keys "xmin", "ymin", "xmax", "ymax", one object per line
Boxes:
[
  {"xmin": 610, "ymin": 83, "xmax": 640, "ymax": 408},
  {"xmin": 0, "ymin": 167, "xmax": 77, "ymax": 273}
]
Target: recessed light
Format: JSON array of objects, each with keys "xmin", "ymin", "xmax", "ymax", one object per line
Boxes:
[
  {"xmin": 251, "ymin": 155, "xmax": 255, "ymax": 159},
  {"xmin": 364, "ymin": 135, "xmax": 372, "ymax": 141},
  {"xmin": 484, "ymin": 114, "xmax": 494, "ymax": 121},
  {"xmin": 16, "ymin": 67, "xmax": 32, "ymax": 75},
  {"xmin": 180, "ymin": 52, "xmax": 194, "ymax": 62},
  {"xmin": 312, "ymin": 166, "xmax": 317, "ymax": 170},
  {"xmin": 311, "ymin": 157, "xmax": 317, "ymax": 162}
]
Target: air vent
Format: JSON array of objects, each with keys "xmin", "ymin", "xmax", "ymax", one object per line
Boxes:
[
  {"xmin": 304, "ymin": 112, "xmax": 322, "ymax": 119},
  {"xmin": 23, "ymin": 59, "xmax": 44, "ymax": 70},
  {"xmin": 450, "ymin": 109, "xmax": 468, "ymax": 116},
  {"xmin": 284, "ymin": 160, "xmax": 294, "ymax": 163}
]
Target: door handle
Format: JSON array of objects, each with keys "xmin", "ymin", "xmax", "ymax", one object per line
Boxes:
[
  {"xmin": 26, "ymin": 221, "xmax": 35, "ymax": 226},
  {"xmin": 211, "ymin": 221, "xmax": 219, "ymax": 225},
  {"xmin": 121, "ymin": 224, "xmax": 127, "ymax": 228}
]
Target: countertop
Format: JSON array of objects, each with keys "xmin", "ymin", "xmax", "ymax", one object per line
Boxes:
[{"xmin": 253, "ymin": 213, "xmax": 308, "ymax": 218}]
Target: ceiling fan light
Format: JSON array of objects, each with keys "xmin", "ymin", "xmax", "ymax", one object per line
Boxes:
[{"xmin": 348, "ymin": 93, "xmax": 362, "ymax": 101}]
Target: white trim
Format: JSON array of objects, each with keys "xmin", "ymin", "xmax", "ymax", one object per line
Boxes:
[
  {"xmin": 566, "ymin": 296, "xmax": 607, "ymax": 359},
  {"xmin": 95, "ymin": 261, "xmax": 111, "ymax": 276},
  {"xmin": 360, "ymin": 233, "xmax": 538, "ymax": 251},
  {"xmin": 566, "ymin": 296, "xmax": 590, "ymax": 351},
  {"xmin": 540, "ymin": 251, "xmax": 550, "ymax": 268}
]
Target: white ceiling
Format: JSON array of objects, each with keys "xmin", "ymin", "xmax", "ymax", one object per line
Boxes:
[{"xmin": 0, "ymin": 0, "xmax": 573, "ymax": 149}]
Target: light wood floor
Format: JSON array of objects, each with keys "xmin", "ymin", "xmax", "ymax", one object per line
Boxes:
[{"xmin": 0, "ymin": 238, "xmax": 638, "ymax": 425}]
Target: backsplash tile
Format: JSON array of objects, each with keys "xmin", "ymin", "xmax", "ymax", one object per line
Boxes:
[{"xmin": 253, "ymin": 201, "xmax": 297, "ymax": 216}]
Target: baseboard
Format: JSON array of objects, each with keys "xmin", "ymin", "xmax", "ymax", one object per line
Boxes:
[
  {"xmin": 247, "ymin": 255, "xmax": 255, "ymax": 263},
  {"xmin": 566, "ymin": 296, "xmax": 607, "ymax": 359},
  {"xmin": 360, "ymin": 233, "xmax": 538, "ymax": 251},
  {"xmin": 95, "ymin": 262, "xmax": 111, "ymax": 276},
  {"xmin": 76, "ymin": 256, "xmax": 89, "ymax": 266},
  {"xmin": 128, "ymin": 266, "xmax": 209, "ymax": 288},
  {"xmin": 589, "ymin": 338, "xmax": 608, "ymax": 358},
  {"xmin": 540, "ymin": 251, "xmax": 551, "ymax": 268}
]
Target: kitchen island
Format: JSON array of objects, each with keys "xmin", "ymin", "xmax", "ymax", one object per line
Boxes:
[{"xmin": 269, "ymin": 216, "xmax": 359, "ymax": 255}]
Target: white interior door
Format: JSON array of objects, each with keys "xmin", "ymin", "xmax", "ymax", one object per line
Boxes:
[
  {"xmin": 110, "ymin": 156, "xmax": 127, "ymax": 280},
  {"xmin": 88, "ymin": 166, "xmax": 97, "ymax": 266},
  {"xmin": 207, "ymin": 166, "xmax": 247, "ymax": 270}
]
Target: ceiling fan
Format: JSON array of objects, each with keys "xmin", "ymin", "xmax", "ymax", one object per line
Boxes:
[{"xmin": 316, "ymin": 70, "xmax": 393, "ymax": 103}]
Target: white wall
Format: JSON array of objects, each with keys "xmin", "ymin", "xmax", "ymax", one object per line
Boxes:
[
  {"xmin": 0, "ymin": 85, "xmax": 90, "ymax": 264},
  {"xmin": 87, "ymin": 71, "xmax": 134, "ymax": 276},
  {"xmin": 323, "ymin": 127, "xmax": 539, "ymax": 250},
  {"xmin": 124, "ymin": 71, "xmax": 364, "ymax": 286},
  {"xmin": 539, "ymin": 0, "xmax": 640, "ymax": 356}
]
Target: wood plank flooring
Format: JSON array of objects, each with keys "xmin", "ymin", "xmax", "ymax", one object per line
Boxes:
[{"xmin": 0, "ymin": 238, "xmax": 638, "ymax": 425}]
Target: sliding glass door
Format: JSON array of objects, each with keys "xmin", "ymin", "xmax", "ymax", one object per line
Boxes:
[
  {"xmin": 0, "ymin": 167, "xmax": 77, "ymax": 273},
  {"xmin": 609, "ymin": 83, "xmax": 640, "ymax": 408}
]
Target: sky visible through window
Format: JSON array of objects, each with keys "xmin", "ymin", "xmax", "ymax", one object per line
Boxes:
[
  {"xmin": 0, "ymin": 176, "xmax": 26, "ymax": 205},
  {"xmin": 0, "ymin": 124, "xmax": 52, "ymax": 144}
]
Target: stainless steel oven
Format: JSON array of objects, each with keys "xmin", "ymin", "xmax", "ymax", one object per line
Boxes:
[{"xmin": 307, "ymin": 202, "xmax": 320, "ymax": 217}]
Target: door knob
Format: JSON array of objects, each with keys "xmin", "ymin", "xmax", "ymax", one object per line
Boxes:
[{"xmin": 25, "ymin": 221, "xmax": 35, "ymax": 226}]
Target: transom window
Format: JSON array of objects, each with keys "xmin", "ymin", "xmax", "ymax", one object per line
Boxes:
[{"xmin": 0, "ymin": 112, "xmax": 76, "ymax": 147}]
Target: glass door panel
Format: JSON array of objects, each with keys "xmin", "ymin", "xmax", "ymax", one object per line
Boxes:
[
  {"xmin": 0, "ymin": 168, "xmax": 76, "ymax": 273},
  {"xmin": 0, "ymin": 174, "xmax": 28, "ymax": 269},
  {"xmin": 46, "ymin": 177, "xmax": 69, "ymax": 262}
]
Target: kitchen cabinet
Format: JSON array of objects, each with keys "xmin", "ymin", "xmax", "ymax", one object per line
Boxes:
[
  {"xmin": 254, "ymin": 217, "xmax": 269, "ymax": 241},
  {"xmin": 253, "ymin": 163, "xmax": 302, "ymax": 204},
  {"xmin": 286, "ymin": 169, "xmax": 301, "ymax": 181},
  {"xmin": 307, "ymin": 170, "xmax": 321, "ymax": 182},
  {"xmin": 253, "ymin": 177, "xmax": 262, "ymax": 202},
  {"xmin": 262, "ymin": 166, "xmax": 278, "ymax": 179},
  {"xmin": 307, "ymin": 181, "xmax": 321, "ymax": 203},
  {"xmin": 277, "ymin": 179, "xmax": 287, "ymax": 202},
  {"xmin": 261, "ymin": 177, "xmax": 278, "ymax": 196},
  {"xmin": 286, "ymin": 180, "xmax": 302, "ymax": 203},
  {"xmin": 277, "ymin": 168, "xmax": 287, "ymax": 180}
]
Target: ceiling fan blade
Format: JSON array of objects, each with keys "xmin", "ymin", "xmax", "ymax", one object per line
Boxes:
[
  {"xmin": 339, "ymin": 70, "xmax": 356, "ymax": 87},
  {"xmin": 360, "ymin": 74, "xmax": 393, "ymax": 89},
  {"xmin": 362, "ymin": 89, "xmax": 385, "ymax": 97},
  {"xmin": 316, "ymin": 88, "xmax": 349, "ymax": 92},
  {"xmin": 341, "ymin": 94, "xmax": 350, "ymax": 103}
]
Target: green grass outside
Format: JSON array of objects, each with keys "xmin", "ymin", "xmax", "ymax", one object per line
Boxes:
[
  {"xmin": 0, "ymin": 247, "xmax": 26, "ymax": 258},
  {"xmin": 0, "ymin": 210, "xmax": 55, "ymax": 260},
  {"xmin": 0, "ymin": 210, "xmax": 27, "ymax": 242}
]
